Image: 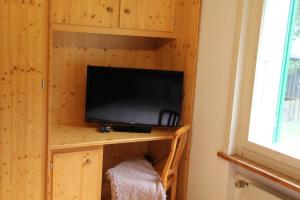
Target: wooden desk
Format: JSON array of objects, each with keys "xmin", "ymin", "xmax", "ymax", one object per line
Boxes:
[
  {"xmin": 50, "ymin": 124, "xmax": 174, "ymax": 150},
  {"xmin": 48, "ymin": 124, "xmax": 174, "ymax": 200}
]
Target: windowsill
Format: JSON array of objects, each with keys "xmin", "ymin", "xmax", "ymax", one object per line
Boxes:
[{"xmin": 217, "ymin": 151, "xmax": 300, "ymax": 193}]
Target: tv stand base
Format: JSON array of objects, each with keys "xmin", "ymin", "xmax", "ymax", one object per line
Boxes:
[{"xmin": 113, "ymin": 125, "xmax": 152, "ymax": 133}]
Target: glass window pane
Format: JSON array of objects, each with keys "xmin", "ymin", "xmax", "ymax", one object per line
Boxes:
[
  {"xmin": 249, "ymin": 0, "xmax": 291, "ymax": 147},
  {"xmin": 277, "ymin": 0, "xmax": 300, "ymax": 158},
  {"xmin": 248, "ymin": 0, "xmax": 300, "ymax": 159}
]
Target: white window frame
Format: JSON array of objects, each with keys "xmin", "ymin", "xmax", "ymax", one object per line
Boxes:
[{"xmin": 231, "ymin": 0, "xmax": 300, "ymax": 178}]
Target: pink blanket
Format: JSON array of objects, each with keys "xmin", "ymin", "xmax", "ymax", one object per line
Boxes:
[{"xmin": 106, "ymin": 159, "xmax": 166, "ymax": 200}]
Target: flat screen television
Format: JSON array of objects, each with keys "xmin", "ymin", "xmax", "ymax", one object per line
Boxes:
[{"xmin": 85, "ymin": 66, "xmax": 184, "ymax": 131}]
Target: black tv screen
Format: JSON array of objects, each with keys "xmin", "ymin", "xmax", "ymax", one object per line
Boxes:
[{"xmin": 85, "ymin": 66, "xmax": 184, "ymax": 127}]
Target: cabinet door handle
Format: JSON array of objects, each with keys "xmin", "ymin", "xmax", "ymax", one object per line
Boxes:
[
  {"xmin": 86, "ymin": 158, "xmax": 92, "ymax": 164},
  {"xmin": 124, "ymin": 8, "xmax": 130, "ymax": 14},
  {"xmin": 106, "ymin": 6, "xmax": 113, "ymax": 13}
]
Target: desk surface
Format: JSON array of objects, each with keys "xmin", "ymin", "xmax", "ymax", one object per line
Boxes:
[{"xmin": 50, "ymin": 124, "xmax": 174, "ymax": 150}]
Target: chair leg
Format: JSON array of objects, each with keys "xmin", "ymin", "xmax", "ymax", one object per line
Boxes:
[{"xmin": 170, "ymin": 175, "xmax": 177, "ymax": 200}]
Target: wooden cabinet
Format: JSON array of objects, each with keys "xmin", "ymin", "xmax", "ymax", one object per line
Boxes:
[
  {"xmin": 52, "ymin": 148, "xmax": 103, "ymax": 200},
  {"xmin": 48, "ymin": 0, "xmax": 201, "ymax": 199},
  {"xmin": 119, "ymin": 0, "xmax": 175, "ymax": 32},
  {"xmin": 51, "ymin": 0, "xmax": 176, "ymax": 37},
  {"xmin": 0, "ymin": 1, "xmax": 48, "ymax": 199},
  {"xmin": 52, "ymin": 0, "xmax": 119, "ymax": 28}
]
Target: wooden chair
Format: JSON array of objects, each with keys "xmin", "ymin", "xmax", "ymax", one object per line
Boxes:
[
  {"xmin": 106, "ymin": 124, "xmax": 190, "ymax": 200},
  {"xmin": 158, "ymin": 109, "xmax": 181, "ymax": 127},
  {"xmin": 160, "ymin": 124, "xmax": 190, "ymax": 200}
]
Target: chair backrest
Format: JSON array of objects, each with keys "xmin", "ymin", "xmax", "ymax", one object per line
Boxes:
[
  {"xmin": 158, "ymin": 109, "xmax": 180, "ymax": 127},
  {"xmin": 161, "ymin": 124, "xmax": 190, "ymax": 191}
]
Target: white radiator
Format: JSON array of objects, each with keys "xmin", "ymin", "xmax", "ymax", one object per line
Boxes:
[{"xmin": 233, "ymin": 176, "xmax": 288, "ymax": 200}]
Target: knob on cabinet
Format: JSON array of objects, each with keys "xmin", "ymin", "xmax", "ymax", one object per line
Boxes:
[
  {"xmin": 106, "ymin": 6, "xmax": 113, "ymax": 12},
  {"xmin": 124, "ymin": 8, "xmax": 130, "ymax": 14},
  {"xmin": 86, "ymin": 158, "xmax": 92, "ymax": 164}
]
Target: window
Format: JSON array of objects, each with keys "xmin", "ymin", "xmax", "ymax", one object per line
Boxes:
[
  {"xmin": 249, "ymin": 0, "xmax": 300, "ymax": 159},
  {"xmin": 236, "ymin": 0, "xmax": 300, "ymax": 173}
]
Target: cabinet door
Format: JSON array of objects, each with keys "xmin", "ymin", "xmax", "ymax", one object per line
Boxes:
[
  {"xmin": 119, "ymin": 0, "xmax": 175, "ymax": 32},
  {"xmin": 52, "ymin": 148, "xmax": 103, "ymax": 200},
  {"xmin": 52, "ymin": 0, "xmax": 119, "ymax": 28},
  {"xmin": 0, "ymin": 1, "xmax": 48, "ymax": 199}
]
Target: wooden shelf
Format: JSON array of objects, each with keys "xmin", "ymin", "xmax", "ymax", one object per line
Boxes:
[
  {"xmin": 49, "ymin": 124, "xmax": 174, "ymax": 150},
  {"xmin": 52, "ymin": 24, "xmax": 177, "ymax": 39},
  {"xmin": 217, "ymin": 152, "xmax": 300, "ymax": 193}
]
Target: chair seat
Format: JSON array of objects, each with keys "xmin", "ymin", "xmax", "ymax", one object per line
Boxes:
[{"xmin": 106, "ymin": 159, "xmax": 166, "ymax": 200}]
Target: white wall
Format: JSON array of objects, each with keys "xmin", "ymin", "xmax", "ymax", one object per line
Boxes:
[
  {"xmin": 187, "ymin": 0, "xmax": 239, "ymax": 199},
  {"xmin": 187, "ymin": 0, "xmax": 300, "ymax": 199}
]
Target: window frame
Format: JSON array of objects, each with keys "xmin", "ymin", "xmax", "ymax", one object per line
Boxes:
[{"xmin": 234, "ymin": 0, "xmax": 300, "ymax": 177}]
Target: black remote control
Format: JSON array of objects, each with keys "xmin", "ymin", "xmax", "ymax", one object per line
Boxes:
[{"xmin": 99, "ymin": 126, "xmax": 111, "ymax": 133}]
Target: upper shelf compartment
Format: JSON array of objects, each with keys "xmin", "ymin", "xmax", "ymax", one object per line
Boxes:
[{"xmin": 51, "ymin": 0, "xmax": 177, "ymax": 39}]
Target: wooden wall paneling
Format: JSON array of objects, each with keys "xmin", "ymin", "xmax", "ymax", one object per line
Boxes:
[
  {"xmin": 0, "ymin": 2, "xmax": 12, "ymax": 198},
  {"xmin": 50, "ymin": 32, "xmax": 169, "ymax": 125},
  {"xmin": 154, "ymin": 0, "xmax": 187, "ymax": 70},
  {"xmin": 148, "ymin": 140, "xmax": 172, "ymax": 163},
  {"xmin": 52, "ymin": 148, "xmax": 103, "ymax": 200},
  {"xmin": 154, "ymin": 39, "xmax": 184, "ymax": 71},
  {"xmin": 174, "ymin": 0, "xmax": 201, "ymax": 199},
  {"xmin": 119, "ymin": 0, "xmax": 176, "ymax": 32},
  {"xmin": 0, "ymin": 0, "xmax": 48, "ymax": 199},
  {"xmin": 148, "ymin": 140, "xmax": 172, "ymax": 175},
  {"xmin": 47, "ymin": 2, "xmax": 54, "ymax": 197},
  {"xmin": 52, "ymin": 0, "xmax": 119, "ymax": 28},
  {"xmin": 181, "ymin": 0, "xmax": 201, "ymax": 125},
  {"xmin": 101, "ymin": 142, "xmax": 149, "ymax": 200}
]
